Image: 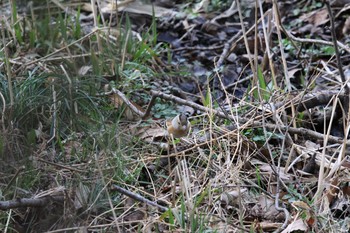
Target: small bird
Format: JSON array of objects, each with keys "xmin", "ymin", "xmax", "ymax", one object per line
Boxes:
[{"xmin": 166, "ymin": 114, "xmax": 191, "ymax": 138}]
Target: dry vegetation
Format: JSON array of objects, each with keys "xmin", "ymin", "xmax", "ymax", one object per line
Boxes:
[{"xmin": 1, "ymin": 0, "xmax": 350, "ymax": 232}]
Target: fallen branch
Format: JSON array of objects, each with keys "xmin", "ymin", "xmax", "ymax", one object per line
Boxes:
[{"xmin": 0, "ymin": 196, "xmax": 64, "ymax": 210}]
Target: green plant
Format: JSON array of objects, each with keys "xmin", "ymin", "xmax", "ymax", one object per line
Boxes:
[
  {"xmin": 152, "ymin": 102, "xmax": 178, "ymax": 118},
  {"xmin": 158, "ymin": 190, "xmax": 214, "ymax": 232},
  {"xmin": 11, "ymin": 0, "xmax": 23, "ymax": 44},
  {"xmin": 252, "ymin": 66, "xmax": 272, "ymax": 101},
  {"xmin": 0, "ymin": 1, "xmax": 185, "ymax": 232},
  {"xmin": 243, "ymin": 128, "xmax": 284, "ymax": 144}
]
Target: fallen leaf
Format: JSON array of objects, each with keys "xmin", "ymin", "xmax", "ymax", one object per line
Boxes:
[
  {"xmin": 300, "ymin": 8, "xmax": 328, "ymax": 27},
  {"xmin": 292, "ymin": 201, "xmax": 311, "ymax": 211},
  {"xmin": 281, "ymin": 218, "xmax": 308, "ymax": 233}
]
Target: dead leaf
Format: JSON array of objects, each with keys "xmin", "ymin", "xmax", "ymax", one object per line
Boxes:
[
  {"xmin": 124, "ymin": 210, "xmax": 146, "ymax": 221},
  {"xmin": 326, "ymin": 177, "xmax": 339, "ymax": 205},
  {"xmin": 343, "ymin": 16, "xmax": 350, "ymax": 35},
  {"xmin": 342, "ymin": 185, "xmax": 350, "ymax": 197},
  {"xmin": 137, "ymin": 125, "xmax": 168, "ymax": 143},
  {"xmin": 287, "ymin": 68, "xmax": 301, "ymax": 79},
  {"xmin": 220, "ymin": 188, "xmax": 247, "ymax": 207},
  {"xmin": 74, "ymin": 183, "xmax": 90, "ymax": 210},
  {"xmin": 78, "ymin": 66, "xmax": 91, "ymax": 76},
  {"xmin": 302, "ymin": 153, "xmax": 317, "ymax": 174},
  {"xmin": 281, "ymin": 218, "xmax": 308, "ymax": 233},
  {"xmin": 292, "ymin": 201, "xmax": 311, "ymax": 211},
  {"xmin": 306, "ymin": 216, "xmax": 316, "ymax": 228},
  {"xmin": 193, "ymin": 0, "xmax": 210, "ymax": 13},
  {"xmin": 250, "ymin": 195, "xmax": 284, "ymax": 221},
  {"xmin": 259, "ymin": 164, "xmax": 291, "ymax": 180},
  {"xmin": 300, "ymin": 8, "xmax": 329, "ymax": 27}
]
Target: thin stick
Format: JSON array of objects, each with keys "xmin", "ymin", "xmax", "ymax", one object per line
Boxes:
[
  {"xmin": 47, "ymin": 85, "xmax": 57, "ymax": 145},
  {"xmin": 280, "ymin": 25, "xmax": 350, "ymax": 54},
  {"xmin": 0, "ymin": 91, "xmax": 5, "ymax": 130},
  {"xmin": 97, "ymin": 88, "xmax": 156, "ymax": 119},
  {"xmin": 111, "ymin": 184, "xmax": 169, "ymax": 212},
  {"xmin": 142, "ymin": 94, "xmax": 157, "ymax": 120},
  {"xmin": 111, "ymin": 88, "xmax": 145, "ymax": 117}
]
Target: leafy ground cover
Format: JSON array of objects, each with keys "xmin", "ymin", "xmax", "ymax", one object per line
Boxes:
[{"xmin": 1, "ymin": 0, "xmax": 350, "ymax": 232}]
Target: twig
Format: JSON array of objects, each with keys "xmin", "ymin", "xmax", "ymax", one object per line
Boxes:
[
  {"xmin": 36, "ymin": 157, "xmax": 83, "ymax": 173},
  {"xmin": 210, "ymin": 1, "xmax": 237, "ymax": 23},
  {"xmin": 97, "ymin": 88, "xmax": 156, "ymax": 120},
  {"xmin": 111, "ymin": 88, "xmax": 145, "ymax": 117},
  {"xmin": 280, "ymin": 25, "xmax": 350, "ymax": 54},
  {"xmin": 47, "ymin": 84, "xmax": 57, "ymax": 145},
  {"xmin": 0, "ymin": 90, "xmax": 5, "ymax": 130},
  {"xmin": 142, "ymin": 94, "xmax": 157, "ymax": 120},
  {"xmin": 173, "ymin": 44, "xmax": 224, "ymax": 52},
  {"xmin": 216, "ymin": 29, "xmax": 242, "ymax": 68},
  {"xmin": 285, "ymin": 90, "xmax": 346, "ymax": 112},
  {"xmin": 111, "ymin": 184, "xmax": 169, "ymax": 212}
]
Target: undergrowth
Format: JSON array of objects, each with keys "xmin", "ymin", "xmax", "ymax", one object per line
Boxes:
[{"xmin": 0, "ymin": 2, "xmax": 160, "ymax": 231}]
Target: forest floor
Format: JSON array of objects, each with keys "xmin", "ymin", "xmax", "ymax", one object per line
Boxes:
[{"xmin": 1, "ymin": 0, "xmax": 350, "ymax": 232}]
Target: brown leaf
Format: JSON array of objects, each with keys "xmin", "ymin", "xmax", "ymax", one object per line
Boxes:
[
  {"xmin": 302, "ymin": 153, "xmax": 317, "ymax": 174},
  {"xmin": 250, "ymin": 195, "xmax": 284, "ymax": 221},
  {"xmin": 326, "ymin": 177, "xmax": 339, "ymax": 205},
  {"xmin": 137, "ymin": 125, "xmax": 168, "ymax": 143},
  {"xmin": 343, "ymin": 17, "xmax": 350, "ymax": 36},
  {"xmin": 306, "ymin": 216, "xmax": 316, "ymax": 227},
  {"xmin": 300, "ymin": 8, "xmax": 329, "ymax": 27},
  {"xmin": 259, "ymin": 164, "xmax": 291, "ymax": 180},
  {"xmin": 292, "ymin": 201, "xmax": 311, "ymax": 211},
  {"xmin": 220, "ymin": 188, "xmax": 247, "ymax": 207},
  {"xmin": 342, "ymin": 185, "xmax": 350, "ymax": 197}
]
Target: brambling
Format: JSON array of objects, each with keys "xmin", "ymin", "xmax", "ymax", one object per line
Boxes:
[{"xmin": 166, "ymin": 114, "xmax": 191, "ymax": 138}]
